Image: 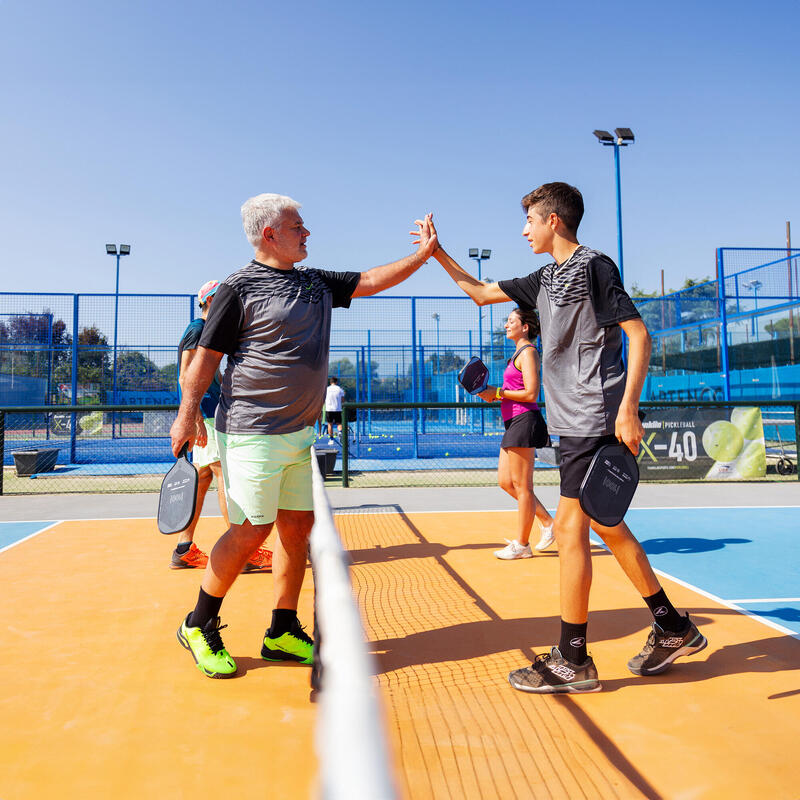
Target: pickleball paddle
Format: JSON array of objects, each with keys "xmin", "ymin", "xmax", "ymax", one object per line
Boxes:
[
  {"xmin": 157, "ymin": 442, "xmax": 198, "ymax": 534},
  {"xmin": 578, "ymin": 442, "xmax": 639, "ymax": 527},
  {"xmin": 457, "ymin": 356, "xmax": 489, "ymax": 395}
]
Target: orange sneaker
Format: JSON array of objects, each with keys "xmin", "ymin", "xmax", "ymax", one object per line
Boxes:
[
  {"xmin": 170, "ymin": 543, "xmax": 209, "ymax": 569},
  {"xmin": 242, "ymin": 547, "xmax": 272, "ymax": 573}
]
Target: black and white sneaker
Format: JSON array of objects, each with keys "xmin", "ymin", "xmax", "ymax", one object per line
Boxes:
[
  {"xmin": 628, "ymin": 614, "xmax": 707, "ymax": 676},
  {"xmin": 508, "ymin": 646, "xmax": 602, "ymax": 694}
]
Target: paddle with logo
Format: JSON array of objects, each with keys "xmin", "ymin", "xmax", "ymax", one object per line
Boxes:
[
  {"xmin": 457, "ymin": 356, "xmax": 489, "ymax": 395},
  {"xmin": 578, "ymin": 442, "xmax": 639, "ymax": 527},
  {"xmin": 157, "ymin": 443, "xmax": 198, "ymax": 534}
]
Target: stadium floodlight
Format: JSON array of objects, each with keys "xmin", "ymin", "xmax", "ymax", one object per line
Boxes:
[
  {"xmin": 105, "ymin": 242, "xmax": 132, "ymax": 414},
  {"xmin": 469, "ymin": 248, "xmax": 492, "ymax": 368},
  {"xmin": 593, "ymin": 130, "xmax": 614, "ymax": 143},
  {"xmin": 481, "ymin": 249, "xmax": 491, "ymax": 259},
  {"xmin": 593, "ymin": 127, "xmax": 636, "ymax": 287},
  {"xmin": 468, "ymin": 248, "xmax": 479, "ymax": 258}
]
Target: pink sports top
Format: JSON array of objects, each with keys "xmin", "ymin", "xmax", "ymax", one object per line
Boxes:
[{"xmin": 501, "ymin": 344, "xmax": 540, "ymax": 422}]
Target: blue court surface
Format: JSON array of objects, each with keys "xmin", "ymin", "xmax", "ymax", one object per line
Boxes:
[
  {"xmin": 0, "ymin": 521, "xmax": 57, "ymax": 552},
  {"xmin": 593, "ymin": 506, "xmax": 800, "ymax": 637}
]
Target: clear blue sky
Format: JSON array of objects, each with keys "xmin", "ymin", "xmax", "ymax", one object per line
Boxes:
[{"xmin": 2, "ymin": 0, "xmax": 798, "ymax": 299}]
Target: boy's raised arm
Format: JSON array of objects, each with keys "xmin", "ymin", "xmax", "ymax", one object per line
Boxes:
[{"xmin": 424, "ymin": 217, "xmax": 511, "ymax": 306}]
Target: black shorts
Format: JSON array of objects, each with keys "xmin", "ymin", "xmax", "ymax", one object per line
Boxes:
[
  {"xmin": 558, "ymin": 434, "xmax": 618, "ymax": 498},
  {"xmin": 326, "ymin": 410, "xmax": 342, "ymax": 424},
  {"xmin": 501, "ymin": 410, "xmax": 549, "ymax": 449}
]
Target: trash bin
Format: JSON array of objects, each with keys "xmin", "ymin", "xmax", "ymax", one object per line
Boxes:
[
  {"xmin": 12, "ymin": 448, "xmax": 60, "ymax": 477},
  {"xmin": 315, "ymin": 448, "xmax": 338, "ymax": 478}
]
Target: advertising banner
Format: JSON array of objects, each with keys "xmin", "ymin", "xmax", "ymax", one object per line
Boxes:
[{"xmin": 638, "ymin": 406, "xmax": 766, "ymax": 480}]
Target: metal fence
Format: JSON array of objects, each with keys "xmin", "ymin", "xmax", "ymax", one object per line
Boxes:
[
  {"xmin": 4, "ymin": 400, "xmax": 796, "ymax": 494},
  {"xmin": 2, "ymin": 247, "xmax": 800, "ymax": 455}
]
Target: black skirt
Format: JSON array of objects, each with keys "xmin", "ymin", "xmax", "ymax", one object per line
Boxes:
[{"xmin": 501, "ymin": 409, "xmax": 549, "ymax": 449}]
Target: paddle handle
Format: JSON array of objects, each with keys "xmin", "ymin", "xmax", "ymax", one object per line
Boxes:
[{"xmin": 178, "ymin": 442, "xmax": 189, "ymax": 460}]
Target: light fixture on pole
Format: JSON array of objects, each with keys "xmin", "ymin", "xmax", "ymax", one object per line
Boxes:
[
  {"xmin": 745, "ymin": 279, "xmax": 763, "ymax": 340},
  {"xmin": 469, "ymin": 249, "xmax": 491, "ymax": 360},
  {"xmin": 105, "ymin": 243, "xmax": 131, "ymax": 407},
  {"xmin": 592, "ymin": 127, "xmax": 634, "ymax": 287}
]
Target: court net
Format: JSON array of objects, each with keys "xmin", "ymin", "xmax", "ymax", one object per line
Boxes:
[{"xmin": 309, "ymin": 446, "xmax": 397, "ymax": 799}]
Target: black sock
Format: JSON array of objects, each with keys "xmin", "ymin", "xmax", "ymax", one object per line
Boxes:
[
  {"xmin": 188, "ymin": 588, "xmax": 224, "ymax": 630},
  {"xmin": 268, "ymin": 608, "xmax": 298, "ymax": 637},
  {"xmin": 644, "ymin": 588, "xmax": 687, "ymax": 632},
  {"xmin": 559, "ymin": 620, "xmax": 588, "ymax": 664},
  {"xmin": 176, "ymin": 542, "xmax": 192, "ymax": 555}
]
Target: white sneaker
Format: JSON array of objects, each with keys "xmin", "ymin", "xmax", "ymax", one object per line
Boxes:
[
  {"xmin": 535, "ymin": 524, "xmax": 555, "ymax": 551},
  {"xmin": 494, "ymin": 539, "xmax": 532, "ymax": 560}
]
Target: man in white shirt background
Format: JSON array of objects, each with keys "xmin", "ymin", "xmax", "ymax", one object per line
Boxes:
[{"xmin": 324, "ymin": 376, "xmax": 345, "ymax": 443}]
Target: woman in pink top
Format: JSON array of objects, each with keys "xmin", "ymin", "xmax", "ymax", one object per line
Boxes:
[{"xmin": 477, "ymin": 307, "xmax": 556, "ymax": 559}]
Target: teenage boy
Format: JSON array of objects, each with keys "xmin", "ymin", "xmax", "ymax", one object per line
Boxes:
[{"xmin": 429, "ymin": 182, "xmax": 707, "ymax": 693}]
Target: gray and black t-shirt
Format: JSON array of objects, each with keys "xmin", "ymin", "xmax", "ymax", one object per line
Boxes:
[
  {"xmin": 199, "ymin": 260, "xmax": 360, "ymax": 435},
  {"xmin": 499, "ymin": 246, "xmax": 640, "ymax": 437}
]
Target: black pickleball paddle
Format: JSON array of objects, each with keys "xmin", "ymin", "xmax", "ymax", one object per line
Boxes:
[
  {"xmin": 457, "ymin": 356, "xmax": 489, "ymax": 395},
  {"xmin": 157, "ymin": 442, "xmax": 198, "ymax": 534},
  {"xmin": 578, "ymin": 442, "xmax": 639, "ymax": 527}
]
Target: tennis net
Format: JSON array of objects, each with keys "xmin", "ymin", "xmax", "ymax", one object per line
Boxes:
[{"xmin": 309, "ymin": 446, "xmax": 397, "ymax": 800}]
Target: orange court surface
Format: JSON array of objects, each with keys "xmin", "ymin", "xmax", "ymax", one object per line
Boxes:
[{"xmin": 2, "ymin": 486, "xmax": 799, "ymax": 799}]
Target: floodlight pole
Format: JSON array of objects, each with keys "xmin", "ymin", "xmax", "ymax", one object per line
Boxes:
[
  {"xmin": 112, "ymin": 252, "xmax": 121, "ymax": 404},
  {"xmin": 469, "ymin": 251, "xmax": 491, "ymax": 361},
  {"xmin": 613, "ymin": 143, "xmax": 624, "ymax": 288}
]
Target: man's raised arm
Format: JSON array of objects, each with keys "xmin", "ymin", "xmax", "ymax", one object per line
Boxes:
[{"xmin": 169, "ymin": 346, "xmax": 224, "ymax": 456}]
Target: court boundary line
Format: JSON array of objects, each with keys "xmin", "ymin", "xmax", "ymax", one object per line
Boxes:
[
  {"xmin": 727, "ymin": 597, "xmax": 800, "ymax": 603},
  {"xmin": 332, "ymin": 504, "xmax": 800, "ymax": 515},
  {"xmin": 0, "ymin": 521, "xmax": 63, "ymax": 555}
]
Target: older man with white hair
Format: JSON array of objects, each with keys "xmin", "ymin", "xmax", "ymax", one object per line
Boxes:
[{"xmin": 170, "ymin": 193, "xmax": 437, "ymax": 678}]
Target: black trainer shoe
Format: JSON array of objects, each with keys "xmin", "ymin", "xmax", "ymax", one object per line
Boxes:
[
  {"xmin": 628, "ymin": 614, "xmax": 707, "ymax": 676},
  {"xmin": 508, "ymin": 646, "xmax": 602, "ymax": 694}
]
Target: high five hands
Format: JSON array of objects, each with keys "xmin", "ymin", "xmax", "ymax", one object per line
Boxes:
[{"xmin": 410, "ymin": 213, "xmax": 439, "ymax": 260}]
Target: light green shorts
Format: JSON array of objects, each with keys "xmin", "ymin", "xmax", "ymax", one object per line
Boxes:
[
  {"xmin": 216, "ymin": 427, "xmax": 316, "ymax": 526},
  {"xmin": 192, "ymin": 419, "xmax": 220, "ymax": 468}
]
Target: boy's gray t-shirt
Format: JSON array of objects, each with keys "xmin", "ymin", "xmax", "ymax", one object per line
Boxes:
[
  {"xmin": 199, "ymin": 260, "xmax": 360, "ymax": 435},
  {"xmin": 499, "ymin": 246, "xmax": 641, "ymax": 437}
]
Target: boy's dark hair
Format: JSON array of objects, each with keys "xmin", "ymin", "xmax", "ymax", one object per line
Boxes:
[
  {"xmin": 521, "ymin": 182, "xmax": 584, "ymax": 235},
  {"xmin": 511, "ymin": 307, "xmax": 541, "ymax": 339},
  {"xmin": 329, "ymin": 377, "xmax": 338, "ymax": 384}
]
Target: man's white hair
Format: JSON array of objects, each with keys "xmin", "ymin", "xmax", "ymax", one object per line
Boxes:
[{"xmin": 241, "ymin": 193, "xmax": 302, "ymax": 249}]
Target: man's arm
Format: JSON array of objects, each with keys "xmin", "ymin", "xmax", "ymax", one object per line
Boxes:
[
  {"xmin": 170, "ymin": 347, "xmax": 224, "ymax": 456},
  {"xmin": 433, "ymin": 245, "xmax": 512, "ymax": 306},
  {"xmin": 615, "ymin": 318, "xmax": 652, "ymax": 454},
  {"xmin": 351, "ymin": 214, "xmax": 438, "ymax": 297},
  {"xmin": 178, "ymin": 349, "xmax": 208, "ymax": 448}
]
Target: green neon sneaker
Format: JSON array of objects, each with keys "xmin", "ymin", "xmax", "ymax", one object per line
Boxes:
[
  {"xmin": 261, "ymin": 618, "xmax": 314, "ymax": 665},
  {"xmin": 177, "ymin": 614, "xmax": 237, "ymax": 678}
]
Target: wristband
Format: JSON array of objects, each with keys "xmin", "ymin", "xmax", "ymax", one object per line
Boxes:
[{"xmin": 495, "ymin": 386, "xmax": 502, "ymax": 400}]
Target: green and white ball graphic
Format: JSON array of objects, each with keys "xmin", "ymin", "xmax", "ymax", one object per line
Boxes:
[
  {"xmin": 702, "ymin": 420, "xmax": 744, "ymax": 462},
  {"xmin": 730, "ymin": 407, "xmax": 762, "ymax": 441},
  {"xmin": 737, "ymin": 439, "xmax": 767, "ymax": 478}
]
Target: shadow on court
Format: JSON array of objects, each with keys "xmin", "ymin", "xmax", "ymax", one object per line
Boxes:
[{"xmin": 639, "ymin": 537, "xmax": 751, "ymax": 554}]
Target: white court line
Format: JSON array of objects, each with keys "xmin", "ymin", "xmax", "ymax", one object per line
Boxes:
[
  {"xmin": 0, "ymin": 521, "xmax": 63, "ymax": 555},
  {"xmin": 726, "ymin": 598, "xmax": 800, "ymax": 604},
  {"xmin": 588, "ymin": 536, "xmax": 800, "ymax": 642},
  {"xmin": 332, "ymin": 504, "xmax": 800, "ymax": 515}
]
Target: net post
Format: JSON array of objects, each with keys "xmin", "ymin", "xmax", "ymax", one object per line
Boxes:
[
  {"xmin": 341, "ymin": 405, "xmax": 349, "ymax": 487},
  {"xmin": 0, "ymin": 410, "xmax": 5, "ymax": 496},
  {"xmin": 795, "ymin": 403, "xmax": 800, "ymax": 482}
]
